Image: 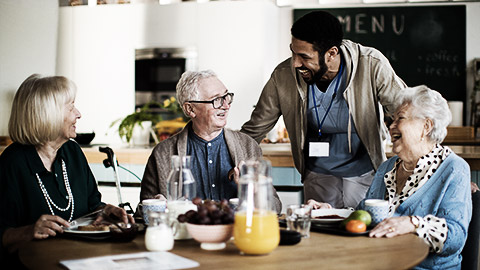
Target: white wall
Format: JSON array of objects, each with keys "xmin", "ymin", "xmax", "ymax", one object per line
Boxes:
[
  {"xmin": 57, "ymin": 2, "xmax": 282, "ymax": 144},
  {"xmin": 0, "ymin": 0, "xmax": 58, "ymax": 136},
  {"xmin": 58, "ymin": 6, "xmax": 137, "ymax": 144}
]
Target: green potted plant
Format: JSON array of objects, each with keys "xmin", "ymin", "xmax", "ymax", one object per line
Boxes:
[
  {"xmin": 155, "ymin": 96, "xmax": 189, "ymax": 141},
  {"xmin": 111, "ymin": 102, "xmax": 162, "ymax": 145},
  {"xmin": 160, "ymin": 96, "xmax": 189, "ymax": 122}
]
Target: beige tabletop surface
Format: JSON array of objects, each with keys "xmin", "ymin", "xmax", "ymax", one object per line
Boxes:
[{"xmin": 18, "ymin": 230, "xmax": 428, "ymax": 270}]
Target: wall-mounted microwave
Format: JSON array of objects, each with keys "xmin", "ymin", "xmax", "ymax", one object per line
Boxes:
[{"xmin": 135, "ymin": 47, "xmax": 197, "ymax": 108}]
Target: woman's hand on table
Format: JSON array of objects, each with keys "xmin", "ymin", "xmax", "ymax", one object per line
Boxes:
[
  {"xmin": 95, "ymin": 204, "xmax": 135, "ymax": 224},
  {"xmin": 2, "ymin": 215, "xmax": 69, "ymax": 251},
  {"xmin": 306, "ymin": 199, "xmax": 332, "ymax": 209},
  {"xmin": 369, "ymin": 216, "xmax": 415, "ymax": 238},
  {"xmin": 33, "ymin": 214, "xmax": 70, "ymax": 239}
]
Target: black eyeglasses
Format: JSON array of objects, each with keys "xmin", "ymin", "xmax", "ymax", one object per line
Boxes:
[{"xmin": 187, "ymin": 93, "xmax": 234, "ymax": 109}]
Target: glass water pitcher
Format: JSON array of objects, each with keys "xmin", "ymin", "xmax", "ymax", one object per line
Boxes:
[
  {"xmin": 233, "ymin": 159, "xmax": 279, "ymax": 255},
  {"xmin": 181, "ymin": 156, "xmax": 196, "ymax": 201},
  {"xmin": 167, "ymin": 155, "xmax": 182, "ymax": 201},
  {"xmin": 166, "ymin": 155, "xmax": 197, "ymax": 240},
  {"xmin": 166, "ymin": 155, "xmax": 196, "ymax": 201}
]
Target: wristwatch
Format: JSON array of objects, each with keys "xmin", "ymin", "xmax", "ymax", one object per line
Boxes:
[{"xmin": 410, "ymin": 216, "xmax": 420, "ymax": 229}]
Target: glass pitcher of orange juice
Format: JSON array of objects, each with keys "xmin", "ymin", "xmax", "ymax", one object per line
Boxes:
[{"xmin": 233, "ymin": 159, "xmax": 279, "ymax": 255}]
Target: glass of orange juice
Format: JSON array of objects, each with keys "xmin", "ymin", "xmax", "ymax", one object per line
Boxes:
[{"xmin": 233, "ymin": 160, "xmax": 279, "ymax": 255}]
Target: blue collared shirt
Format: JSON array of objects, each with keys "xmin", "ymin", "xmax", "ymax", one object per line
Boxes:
[{"xmin": 187, "ymin": 127, "xmax": 236, "ymax": 201}]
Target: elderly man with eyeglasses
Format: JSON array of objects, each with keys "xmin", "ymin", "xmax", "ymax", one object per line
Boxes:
[{"xmin": 140, "ymin": 70, "xmax": 282, "ymax": 213}]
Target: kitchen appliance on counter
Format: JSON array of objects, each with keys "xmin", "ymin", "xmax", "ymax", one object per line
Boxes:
[{"xmin": 135, "ymin": 47, "xmax": 197, "ymax": 109}]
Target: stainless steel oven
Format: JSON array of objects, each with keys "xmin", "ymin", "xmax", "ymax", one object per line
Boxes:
[{"xmin": 135, "ymin": 47, "xmax": 197, "ymax": 108}]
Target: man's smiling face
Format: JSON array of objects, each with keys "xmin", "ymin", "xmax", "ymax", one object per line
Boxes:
[{"xmin": 290, "ymin": 37, "xmax": 328, "ymax": 84}]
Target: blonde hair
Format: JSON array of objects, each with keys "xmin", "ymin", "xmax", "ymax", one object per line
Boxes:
[{"xmin": 8, "ymin": 74, "xmax": 77, "ymax": 145}]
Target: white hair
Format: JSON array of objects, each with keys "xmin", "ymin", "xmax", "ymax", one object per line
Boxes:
[
  {"xmin": 393, "ymin": 85, "xmax": 451, "ymax": 143},
  {"xmin": 176, "ymin": 70, "xmax": 217, "ymax": 115}
]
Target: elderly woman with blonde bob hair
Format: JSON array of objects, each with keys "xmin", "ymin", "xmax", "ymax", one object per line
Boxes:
[
  {"xmin": 357, "ymin": 85, "xmax": 471, "ymax": 269},
  {"xmin": 0, "ymin": 74, "xmax": 133, "ymax": 266}
]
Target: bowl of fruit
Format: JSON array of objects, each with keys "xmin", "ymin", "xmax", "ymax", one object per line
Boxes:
[{"xmin": 178, "ymin": 198, "xmax": 235, "ymax": 250}]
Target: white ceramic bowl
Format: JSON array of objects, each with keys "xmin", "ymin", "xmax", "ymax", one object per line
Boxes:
[{"xmin": 185, "ymin": 223, "xmax": 233, "ymax": 250}]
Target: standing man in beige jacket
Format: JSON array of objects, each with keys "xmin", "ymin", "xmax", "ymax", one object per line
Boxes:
[{"xmin": 241, "ymin": 11, "xmax": 406, "ymax": 209}]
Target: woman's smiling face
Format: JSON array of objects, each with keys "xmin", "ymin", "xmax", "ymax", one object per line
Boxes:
[
  {"xmin": 61, "ymin": 99, "xmax": 81, "ymax": 141},
  {"xmin": 389, "ymin": 103, "xmax": 427, "ymax": 159}
]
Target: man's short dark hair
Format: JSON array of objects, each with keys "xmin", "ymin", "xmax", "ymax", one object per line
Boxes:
[{"xmin": 291, "ymin": 11, "xmax": 343, "ymax": 54}]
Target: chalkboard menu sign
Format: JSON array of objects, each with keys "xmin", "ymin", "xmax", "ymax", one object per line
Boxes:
[{"xmin": 294, "ymin": 6, "xmax": 466, "ymax": 102}]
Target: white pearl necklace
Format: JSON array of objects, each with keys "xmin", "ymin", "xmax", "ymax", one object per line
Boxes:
[
  {"xmin": 36, "ymin": 160, "xmax": 75, "ymax": 222},
  {"xmin": 401, "ymin": 161, "xmax": 414, "ymax": 173}
]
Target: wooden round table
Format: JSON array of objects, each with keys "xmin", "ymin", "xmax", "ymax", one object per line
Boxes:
[{"xmin": 18, "ymin": 230, "xmax": 428, "ymax": 270}]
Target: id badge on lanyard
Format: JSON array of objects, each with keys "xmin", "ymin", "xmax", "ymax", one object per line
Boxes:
[
  {"xmin": 309, "ymin": 142, "xmax": 329, "ymax": 157},
  {"xmin": 308, "ymin": 61, "xmax": 343, "ymax": 158}
]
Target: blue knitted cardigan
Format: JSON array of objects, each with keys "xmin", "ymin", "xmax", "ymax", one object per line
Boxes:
[{"xmin": 358, "ymin": 153, "xmax": 472, "ymax": 270}]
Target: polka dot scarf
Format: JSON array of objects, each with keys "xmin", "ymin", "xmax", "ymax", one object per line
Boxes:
[{"xmin": 383, "ymin": 144, "xmax": 451, "ymax": 253}]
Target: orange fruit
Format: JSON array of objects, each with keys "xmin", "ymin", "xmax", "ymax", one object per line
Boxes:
[{"xmin": 345, "ymin": 220, "xmax": 367, "ymax": 233}]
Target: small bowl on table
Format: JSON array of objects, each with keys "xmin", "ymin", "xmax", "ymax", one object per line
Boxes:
[
  {"xmin": 186, "ymin": 223, "xmax": 233, "ymax": 250},
  {"xmin": 109, "ymin": 223, "xmax": 138, "ymax": 242},
  {"xmin": 74, "ymin": 132, "xmax": 95, "ymax": 145}
]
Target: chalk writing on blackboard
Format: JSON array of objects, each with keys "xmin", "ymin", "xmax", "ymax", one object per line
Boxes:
[
  {"xmin": 337, "ymin": 14, "xmax": 405, "ymax": 35},
  {"xmin": 294, "ymin": 6, "xmax": 466, "ymax": 102},
  {"xmin": 418, "ymin": 50, "xmax": 462, "ymax": 78}
]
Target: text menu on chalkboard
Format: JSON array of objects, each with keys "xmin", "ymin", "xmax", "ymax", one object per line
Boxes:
[{"xmin": 294, "ymin": 6, "xmax": 466, "ymax": 102}]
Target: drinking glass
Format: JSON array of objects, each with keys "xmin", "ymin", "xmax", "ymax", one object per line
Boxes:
[{"xmin": 286, "ymin": 204, "xmax": 312, "ymax": 238}]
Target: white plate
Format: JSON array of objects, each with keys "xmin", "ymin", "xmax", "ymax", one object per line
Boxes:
[
  {"xmin": 64, "ymin": 228, "xmax": 110, "ymax": 234},
  {"xmin": 64, "ymin": 222, "xmax": 110, "ymax": 234},
  {"xmin": 311, "ymin": 209, "xmax": 353, "ymax": 223}
]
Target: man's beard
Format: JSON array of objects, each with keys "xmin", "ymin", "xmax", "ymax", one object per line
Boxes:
[
  {"xmin": 310, "ymin": 63, "xmax": 328, "ymax": 84},
  {"xmin": 302, "ymin": 54, "xmax": 328, "ymax": 85}
]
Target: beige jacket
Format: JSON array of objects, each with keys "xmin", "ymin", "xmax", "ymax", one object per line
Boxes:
[
  {"xmin": 141, "ymin": 122, "xmax": 282, "ymax": 213},
  {"xmin": 241, "ymin": 40, "xmax": 406, "ymax": 177}
]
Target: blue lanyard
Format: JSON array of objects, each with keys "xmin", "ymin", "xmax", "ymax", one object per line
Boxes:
[{"xmin": 311, "ymin": 62, "xmax": 343, "ymax": 137}]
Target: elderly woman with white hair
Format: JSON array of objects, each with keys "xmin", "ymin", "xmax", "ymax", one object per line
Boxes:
[{"xmin": 358, "ymin": 85, "xmax": 471, "ymax": 269}]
